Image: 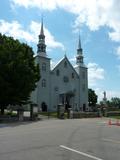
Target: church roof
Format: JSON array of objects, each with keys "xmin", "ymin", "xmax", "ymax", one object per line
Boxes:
[{"xmin": 51, "ymin": 56, "xmax": 65, "ymax": 70}]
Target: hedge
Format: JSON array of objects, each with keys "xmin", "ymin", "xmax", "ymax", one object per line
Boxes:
[
  {"xmin": 106, "ymin": 111, "xmax": 120, "ymax": 117},
  {"xmin": 73, "ymin": 112, "xmax": 99, "ymax": 118}
]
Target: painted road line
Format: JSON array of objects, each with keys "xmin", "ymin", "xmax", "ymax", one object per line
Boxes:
[
  {"xmin": 60, "ymin": 145, "xmax": 103, "ymax": 160},
  {"xmin": 102, "ymin": 138, "xmax": 120, "ymax": 144}
]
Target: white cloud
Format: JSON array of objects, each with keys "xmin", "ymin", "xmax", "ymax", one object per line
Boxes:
[
  {"xmin": 10, "ymin": 0, "xmax": 120, "ymax": 62},
  {"xmin": 87, "ymin": 62, "xmax": 105, "ymax": 87},
  {"xmin": 11, "ymin": 0, "xmax": 58, "ymax": 10},
  {"xmin": 69, "ymin": 56, "xmax": 76, "ymax": 63},
  {"xmin": 0, "ymin": 20, "xmax": 33, "ymax": 42},
  {"xmin": 30, "ymin": 21, "xmax": 64, "ymax": 50},
  {"xmin": 11, "ymin": 0, "xmax": 120, "ymax": 59},
  {"xmin": 11, "ymin": 0, "xmax": 120, "ymax": 41},
  {"xmin": 116, "ymin": 46, "xmax": 120, "ymax": 59},
  {"xmin": 69, "ymin": 58, "xmax": 105, "ymax": 87},
  {"xmin": 0, "ymin": 19, "xmax": 64, "ymax": 50}
]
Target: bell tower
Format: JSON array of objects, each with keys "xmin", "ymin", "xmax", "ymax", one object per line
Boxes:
[
  {"xmin": 76, "ymin": 35, "xmax": 84, "ymax": 65},
  {"xmin": 31, "ymin": 19, "xmax": 51, "ymax": 112},
  {"xmin": 37, "ymin": 18, "xmax": 47, "ymax": 57},
  {"xmin": 75, "ymin": 34, "xmax": 88, "ymax": 111}
]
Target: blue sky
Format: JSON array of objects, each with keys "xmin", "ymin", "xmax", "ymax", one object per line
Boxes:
[{"xmin": 0, "ymin": 0, "xmax": 120, "ymax": 101}]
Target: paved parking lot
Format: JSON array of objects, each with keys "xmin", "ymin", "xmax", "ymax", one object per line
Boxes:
[{"xmin": 0, "ymin": 118, "xmax": 120, "ymax": 160}]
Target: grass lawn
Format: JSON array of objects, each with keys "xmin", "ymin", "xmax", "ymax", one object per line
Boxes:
[
  {"xmin": 39, "ymin": 112, "xmax": 68, "ymax": 118},
  {"xmin": 39, "ymin": 112, "xmax": 58, "ymax": 118},
  {"xmin": 109, "ymin": 116, "xmax": 120, "ymax": 119}
]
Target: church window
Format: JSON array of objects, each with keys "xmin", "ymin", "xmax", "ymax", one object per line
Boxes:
[
  {"xmin": 64, "ymin": 61, "xmax": 67, "ymax": 68},
  {"xmin": 56, "ymin": 69, "xmax": 60, "ymax": 76},
  {"xmin": 72, "ymin": 73, "xmax": 74, "ymax": 79},
  {"xmin": 42, "ymin": 63, "xmax": 46, "ymax": 71},
  {"xmin": 42, "ymin": 79, "xmax": 46, "ymax": 87},
  {"xmin": 63, "ymin": 76, "xmax": 69, "ymax": 83}
]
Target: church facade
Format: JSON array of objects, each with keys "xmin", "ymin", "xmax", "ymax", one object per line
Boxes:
[{"xmin": 31, "ymin": 21, "xmax": 88, "ymax": 112}]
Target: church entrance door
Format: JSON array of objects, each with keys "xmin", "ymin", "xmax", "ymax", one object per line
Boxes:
[{"xmin": 59, "ymin": 91, "xmax": 74, "ymax": 111}]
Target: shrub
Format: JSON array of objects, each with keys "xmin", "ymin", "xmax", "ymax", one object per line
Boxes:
[
  {"xmin": 106, "ymin": 111, "xmax": 120, "ymax": 117},
  {"xmin": 73, "ymin": 112, "xmax": 98, "ymax": 118}
]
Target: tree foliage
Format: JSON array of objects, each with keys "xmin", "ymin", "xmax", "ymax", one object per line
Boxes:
[
  {"xmin": 0, "ymin": 33, "xmax": 40, "ymax": 114},
  {"xmin": 88, "ymin": 88, "xmax": 98, "ymax": 111},
  {"xmin": 106, "ymin": 97, "xmax": 120, "ymax": 109}
]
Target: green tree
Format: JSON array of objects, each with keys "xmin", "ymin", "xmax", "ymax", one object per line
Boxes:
[
  {"xmin": 108, "ymin": 97, "xmax": 120, "ymax": 108},
  {"xmin": 88, "ymin": 88, "xmax": 98, "ymax": 111},
  {"xmin": 0, "ymin": 34, "xmax": 40, "ymax": 115}
]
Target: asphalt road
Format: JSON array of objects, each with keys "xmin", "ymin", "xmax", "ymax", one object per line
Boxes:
[{"xmin": 0, "ymin": 118, "xmax": 120, "ymax": 160}]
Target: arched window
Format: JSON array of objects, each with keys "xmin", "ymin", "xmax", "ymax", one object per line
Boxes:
[
  {"xmin": 72, "ymin": 72, "xmax": 74, "ymax": 79},
  {"xmin": 42, "ymin": 63, "xmax": 46, "ymax": 71},
  {"xmin": 42, "ymin": 79, "xmax": 46, "ymax": 87},
  {"xmin": 56, "ymin": 69, "xmax": 60, "ymax": 76}
]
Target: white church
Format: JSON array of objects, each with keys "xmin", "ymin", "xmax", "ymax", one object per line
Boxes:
[{"xmin": 31, "ymin": 21, "xmax": 88, "ymax": 112}]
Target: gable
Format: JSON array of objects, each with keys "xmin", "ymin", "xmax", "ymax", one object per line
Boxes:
[{"xmin": 52, "ymin": 56, "xmax": 79, "ymax": 78}]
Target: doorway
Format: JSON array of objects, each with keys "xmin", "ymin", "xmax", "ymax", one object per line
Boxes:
[{"xmin": 41, "ymin": 102, "xmax": 47, "ymax": 112}]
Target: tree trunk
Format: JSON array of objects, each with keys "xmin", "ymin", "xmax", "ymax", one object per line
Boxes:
[{"xmin": 30, "ymin": 104, "xmax": 33, "ymax": 120}]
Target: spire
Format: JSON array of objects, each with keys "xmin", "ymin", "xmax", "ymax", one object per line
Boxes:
[
  {"xmin": 76, "ymin": 33, "xmax": 84, "ymax": 65},
  {"xmin": 78, "ymin": 34, "xmax": 81, "ymax": 50},
  {"xmin": 37, "ymin": 17, "xmax": 46, "ymax": 57},
  {"xmin": 77, "ymin": 32, "xmax": 82, "ymax": 53},
  {"xmin": 40, "ymin": 17, "xmax": 44, "ymax": 35}
]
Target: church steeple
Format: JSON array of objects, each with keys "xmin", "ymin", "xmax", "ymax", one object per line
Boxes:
[
  {"xmin": 37, "ymin": 18, "xmax": 47, "ymax": 57},
  {"xmin": 76, "ymin": 34, "xmax": 84, "ymax": 65}
]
